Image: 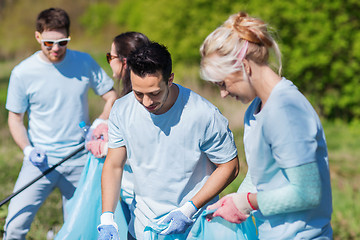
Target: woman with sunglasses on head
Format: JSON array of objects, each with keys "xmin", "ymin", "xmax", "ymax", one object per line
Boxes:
[
  {"xmin": 4, "ymin": 7, "xmax": 117, "ymax": 240},
  {"xmin": 200, "ymin": 11, "xmax": 333, "ymax": 239},
  {"xmin": 55, "ymin": 32, "xmax": 150, "ymax": 239}
]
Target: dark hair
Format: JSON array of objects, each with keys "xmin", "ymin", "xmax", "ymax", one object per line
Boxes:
[
  {"xmin": 36, "ymin": 8, "xmax": 70, "ymax": 36},
  {"xmin": 113, "ymin": 32, "xmax": 150, "ymax": 96},
  {"xmin": 127, "ymin": 42, "xmax": 172, "ymax": 84}
]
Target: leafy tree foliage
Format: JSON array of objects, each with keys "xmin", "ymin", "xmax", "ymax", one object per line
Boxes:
[
  {"xmin": 245, "ymin": 0, "xmax": 360, "ymax": 120},
  {"xmin": 100, "ymin": 0, "xmax": 360, "ymax": 120},
  {"xmin": 80, "ymin": 2, "xmax": 113, "ymax": 34},
  {"xmin": 111, "ymin": 0, "xmax": 242, "ymax": 64},
  {"xmin": 1, "ymin": 0, "xmax": 359, "ymax": 120}
]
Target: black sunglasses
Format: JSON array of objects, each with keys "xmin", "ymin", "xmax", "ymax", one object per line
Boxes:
[{"xmin": 106, "ymin": 52, "xmax": 119, "ymax": 64}]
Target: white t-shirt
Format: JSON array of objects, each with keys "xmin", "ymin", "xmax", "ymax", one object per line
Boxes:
[
  {"xmin": 6, "ymin": 50, "xmax": 113, "ymax": 165},
  {"xmin": 108, "ymin": 84, "xmax": 238, "ymax": 239},
  {"xmin": 243, "ymin": 78, "xmax": 333, "ymax": 239}
]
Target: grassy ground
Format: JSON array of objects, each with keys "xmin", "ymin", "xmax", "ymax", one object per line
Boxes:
[{"xmin": 0, "ymin": 60, "xmax": 359, "ymax": 239}]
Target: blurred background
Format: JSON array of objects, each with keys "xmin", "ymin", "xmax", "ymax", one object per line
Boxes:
[{"xmin": 0, "ymin": 0, "xmax": 359, "ymax": 239}]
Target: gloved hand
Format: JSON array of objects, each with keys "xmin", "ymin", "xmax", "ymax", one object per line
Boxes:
[
  {"xmin": 86, "ymin": 140, "xmax": 108, "ymax": 158},
  {"xmin": 82, "ymin": 118, "xmax": 107, "ymax": 143},
  {"xmin": 86, "ymin": 122, "xmax": 109, "ymax": 158},
  {"xmin": 90, "ymin": 119, "xmax": 107, "ymax": 132},
  {"xmin": 97, "ymin": 212, "xmax": 119, "ymax": 240},
  {"xmin": 160, "ymin": 201, "xmax": 197, "ymax": 235},
  {"xmin": 23, "ymin": 146, "xmax": 48, "ymax": 167},
  {"xmin": 91, "ymin": 122, "xmax": 109, "ymax": 141},
  {"xmin": 206, "ymin": 193, "xmax": 254, "ymax": 223}
]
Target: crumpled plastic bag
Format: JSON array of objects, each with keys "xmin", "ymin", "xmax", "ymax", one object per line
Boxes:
[
  {"xmin": 143, "ymin": 220, "xmax": 191, "ymax": 240},
  {"xmin": 187, "ymin": 209, "xmax": 258, "ymax": 240},
  {"xmin": 143, "ymin": 209, "xmax": 258, "ymax": 240},
  {"xmin": 55, "ymin": 153, "xmax": 128, "ymax": 239}
]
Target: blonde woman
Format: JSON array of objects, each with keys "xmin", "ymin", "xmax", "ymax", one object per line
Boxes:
[{"xmin": 200, "ymin": 12, "xmax": 332, "ymax": 239}]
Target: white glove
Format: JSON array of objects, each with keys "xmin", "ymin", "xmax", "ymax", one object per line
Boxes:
[
  {"xmin": 98, "ymin": 212, "xmax": 118, "ymax": 231},
  {"xmin": 97, "ymin": 211, "xmax": 119, "ymax": 240},
  {"xmin": 23, "ymin": 145, "xmax": 48, "ymax": 167},
  {"xmin": 160, "ymin": 201, "xmax": 198, "ymax": 235}
]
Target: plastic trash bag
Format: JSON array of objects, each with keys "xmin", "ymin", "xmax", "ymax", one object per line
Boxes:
[
  {"xmin": 187, "ymin": 209, "xmax": 258, "ymax": 240},
  {"xmin": 143, "ymin": 209, "xmax": 258, "ymax": 240},
  {"xmin": 143, "ymin": 220, "xmax": 191, "ymax": 240},
  {"xmin": 55, "ymin": 153, "xmax": 128, "ymax": 239}
]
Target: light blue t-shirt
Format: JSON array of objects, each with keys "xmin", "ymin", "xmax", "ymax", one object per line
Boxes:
[
  {"xmin": 108, "ymin": 84, "xmax": 238, "ymax": 239},
  {"xmin": 6, "ymin": 50, "xmax": 113, "ymax": 165},
  {"xmin": 243, "ymin": 78, "xmax": 333, "ymax": 239}
]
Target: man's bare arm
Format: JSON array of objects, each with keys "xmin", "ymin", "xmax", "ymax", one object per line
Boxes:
[
  {"xmin": 191, "ymin": 156, "xmax": 239, "ymax": 208},
  {"xmin": 8, "ymin": 111, "xmax": 30, "ymax": 150},
  {"xmin": 101, "ymin": 146, "xmax": 127, "ymax": 213}
]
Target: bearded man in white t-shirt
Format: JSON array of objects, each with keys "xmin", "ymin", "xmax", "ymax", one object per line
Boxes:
[{"xmin": 4, "ymin": 7, "xmax": 117, "ymax": 239}]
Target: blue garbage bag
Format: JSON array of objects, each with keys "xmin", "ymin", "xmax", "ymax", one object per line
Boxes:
[
  {"xmin": 143, "ymin": 220, "xmax": 191, "ymax": 240},
  {"xmin": 55, "ymin": 153, "xmax": 128, "ymax": 239},
  {"xmin": 187, "ymin": 209, "xmax": 258, "ymax": 240},
  {"xmin": 143, "ymin": 209, "xmax": 258, "ymax": 240}
]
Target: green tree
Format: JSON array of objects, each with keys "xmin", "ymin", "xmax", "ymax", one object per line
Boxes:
[
  {"xmin": 97, "ymin": 0, "xmax": 360, "ymax": 120},
  {"xmin": 111, "ymin": 0, "xmax": 244, "ymax": 63},
  {"xmin": 245, "ymin": 0, "xmax": 360, "ymax": 120},
  {"xmin": 1, "ymin": 0, "xmax": 360, "ymax": 120}
]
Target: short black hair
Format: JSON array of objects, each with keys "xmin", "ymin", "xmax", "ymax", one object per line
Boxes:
[
  {"xmin": 127, "ymin": 42, "xmax": 172, "ymax": 83},
  {"xmin": 36, "ymin": 8, "xmax": 70, "ymax": 36}
]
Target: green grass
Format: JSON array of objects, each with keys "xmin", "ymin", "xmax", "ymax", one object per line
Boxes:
[
  {"xmin": 0, "ymin": 61, "xmax": 359, "ymax": 239},
  {"xmin": 322, "ymin": 120, "xmax": 360, "ymax": 239}
]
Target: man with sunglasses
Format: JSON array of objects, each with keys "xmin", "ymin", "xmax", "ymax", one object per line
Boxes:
[{"xmin": 4, "ymin": 7, "xmax": 117, "ymax": 239}]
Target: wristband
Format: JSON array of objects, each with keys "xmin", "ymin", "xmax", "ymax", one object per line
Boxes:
[
  {"xmin": 247, "ymin": 192, "xmax": 257, "ymax": 210},
  {"xmin": 189, "ymin": 200, "xmax": 198, "ymax": 211},
  {"xmin": 100, "ymin": 211, "xmax": 114, "ymax": 223},
  {"xmin": 100, "ymin": 211, "xmax": 118, "ymax": 230},
  {"xmin": 23, "ymin": 145, "xmax": 33, "ymax": 157},
  {"xmin": 179, "ymin": 201, "xmax": 198, "ymax": 219},
  {"xmin": 91, "ymin": 118, "xmax": 107, "ymax": 129},
  {"xmin": 98, "ymin": 211, "xmax": 118, "ymax": 232}
]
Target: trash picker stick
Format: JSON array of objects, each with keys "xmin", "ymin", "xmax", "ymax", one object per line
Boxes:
[{"xmin": 0, "ymin": 145, "xmax": 85, "ymax": 207}]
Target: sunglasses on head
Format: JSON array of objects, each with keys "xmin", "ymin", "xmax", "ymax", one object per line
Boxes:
[{"xmin": 41, "ymin": 37, "xmax": 71, "ymax": 48}]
